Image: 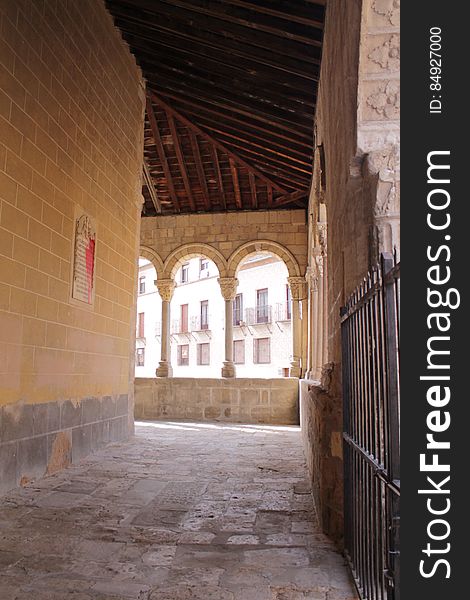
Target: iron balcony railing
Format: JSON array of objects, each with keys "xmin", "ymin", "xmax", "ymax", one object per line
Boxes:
[
  {"xmin": 274, "ymin": 302, "xmax": 292, "ymax": 322},
  {"xmin": 245, "ymin": 305, "xmax": 272, "ymax": 325},
  {"xmin": 171, "ymin": 319, "xmax": 189, "ymax": 334},
  {"xmin": 190, "ymin": 315, "xmax": 210, "ymax": 331}
]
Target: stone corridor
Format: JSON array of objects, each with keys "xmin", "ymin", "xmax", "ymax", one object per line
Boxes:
[{"xmin": 0, "ymin": 422, "xmax": 357, "ymax": 600}]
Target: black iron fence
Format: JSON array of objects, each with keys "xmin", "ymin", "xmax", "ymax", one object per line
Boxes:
[{"xmin": 341, "ymin": 252, "xmax": 400, "ymax": 600}]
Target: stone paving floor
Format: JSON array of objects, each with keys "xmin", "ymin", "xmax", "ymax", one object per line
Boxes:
[{"xmin": 0, "ymin": 421, "xmax": 358, "ymax": 600}]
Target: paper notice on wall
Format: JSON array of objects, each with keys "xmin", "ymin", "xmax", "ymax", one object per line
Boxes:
[{"xmin": 72, "ymin": 212, "xmax": 96, "ymax": 305}]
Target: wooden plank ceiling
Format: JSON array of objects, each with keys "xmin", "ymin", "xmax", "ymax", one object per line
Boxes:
[{"xmin": 106, "ymin": 0, "xmax": 325, "ymax": 215}]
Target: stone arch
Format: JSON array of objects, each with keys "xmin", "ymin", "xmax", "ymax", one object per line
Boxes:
[
  {"xmin": 139, "ymin": 245, "xmax": 164, "ymax": 278},
  {"xmin": 163, "ymin": 243, "xmax": 228, "ymax": 279},
  {"xmin": 227, "ymin": 240, "xmax": 301, "ymax": 278}
]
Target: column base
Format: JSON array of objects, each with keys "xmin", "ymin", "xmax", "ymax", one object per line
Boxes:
[
  {"xmin": 221, "ymin": 361, "xmax": 236, "ymax": 378},
  {"xmin": 289, "ymin": 360, "xmax": 301, "ymax": 378},
  {"xmin": 156, "ymin": 362, "xmax": 173, "ymax": 378}
]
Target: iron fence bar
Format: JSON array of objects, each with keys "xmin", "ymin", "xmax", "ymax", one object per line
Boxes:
[{"xmin": 342, "ymin": 253, "xmax": 400, "ymax": 600}]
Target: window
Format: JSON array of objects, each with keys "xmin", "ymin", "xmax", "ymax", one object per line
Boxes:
[
  {"xmin": 137, "ymin": 312, "xmax": 145, "ymax": 338},
  {"xmin": 136, "ymin": 348, "xmax": 145, "ymax": 366},
  {"xmin": 254, "ymin": 338, "xmax": 270, "ymax": 364},
  {"xmin": 233, "ymin": 293, "xmax": 243, "ymax": 325},
  {"xmin": 180, "ymin": 304, "xmax": 188, "ymax": 332},
  {"xmin": 199, "ymin": 258, "xmax": 209, "ymax": 277},
  {"xmin": 177, "ymin": 344, "xmax": 189, "ymax": 366},
  {"xmin": 256, "ymin": 288, "xmax": 269, "ymax": 323},
  {"xmin": 286, "ymin": 284, "xmax": 292, "ymax": 319},
  {"xmin": 197, "ymin": 343, "xmax": 210, "ymax": 365},
  {"xmin": 200, "ymin": 300, "xmax": 209, "ymax": 330},
  {"xmin": 139, "ymin": 276, "xmax": 146, "ymax": 294},
  {"xmin": 233, "ymin": 340, "xmax": 245, "ymax": 364},
  {"xmin": 180, "ymin": 263, "xmax": 189, "ymax": 283}
]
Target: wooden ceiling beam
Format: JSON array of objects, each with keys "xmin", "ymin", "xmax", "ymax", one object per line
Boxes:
[
  {"xmin": 153, "ymin": 0, "xmax": 322, "ymax": 47},
  {"xmin": 249, "ymin": 172, "xmax": 257, "ymax": 209},
  {"xmin": 229, "ymin": 158, "xmax": 242, "ymax": 209},
  {"xmin": 188, "ymin": 116, "xmax": 312, "ymax": 162},
  {"xmin": 145, "ymin": 96, "xmax": 180, "ymax": 213},
  {"xmin": 273, "ymin": 190, "xmax": 309, "ymax": 207},
  {"xmin": 150, "ymin": 90, "xmax": 287, "ymax": 193},
  {"xmin": 112, "ymin": 0, "xmax": 322, "ymax": 48},
  {"xmin": 267, "ymin": 185, "xmax": 273, "ymax": 207},
  {"xmin": 188, "ymin": 130, "xmax": 210, "ymax": 211},
  {"xmin": 225, "ymin": 0, "xmax": 324, "ymax": 29},
  {"xmin": 167, "ymin": 113, "xmax": 196, "ymax": 212},
  {"xmin": 149, "ymin": 79, "xmax": 313, "ymax": 136},
  {"xmin": 143, "ymin": 160, "xmax": 161, "ymax": 214},
  {"xmin": 155, "ymin": 90, "xmax": 312, "ymax": 149},
  {"xmin": 212, "ymin": 146, "xmax": 226, "ymax": 210},
  {"xmin": 213, "ymin": 137, "xmax": 312, "ymax": 176},
  {"xmin": 142, "ymin": 62, "xmax": 316, "ymax": 117},
  {"xmin": 128, "ymin": 37, "xmax": 318, "ymax": 95},
  {"xmin": 110, "ymin": 10, "xmax": 321, "ymax": 75}
]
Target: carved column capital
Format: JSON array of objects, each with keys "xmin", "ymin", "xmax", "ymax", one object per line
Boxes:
[
  {"xmin": 218, "ymin": 277, "xmax": 239, "ymax": 301},
  {"xmin": 287, "ymin": 276, "xmax": 308, "ymax": 301},
  {"xmin": 156, "ymin": 279, "xmax": 175, "ymax": 302}
]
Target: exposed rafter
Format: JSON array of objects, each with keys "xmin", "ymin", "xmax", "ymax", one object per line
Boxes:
[
  {"xmin": 151, "ymin": 91, "xmax": 287, "ymax": 194},
  {"xmin": 145, "ymin": 95, "xmax": 180, "ymax": 213},
  {"xmin": 106, "ymin": 0, "xmax": 324, "ymax": 215},
  {"xmin": 142, "ymin": 160, "xmax": 161, "ymax": 214}
]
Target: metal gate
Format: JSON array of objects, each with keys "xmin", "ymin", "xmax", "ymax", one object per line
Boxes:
[{"xmin": 341, "ymin": 252, "xmax": 400, "ymax": 599}]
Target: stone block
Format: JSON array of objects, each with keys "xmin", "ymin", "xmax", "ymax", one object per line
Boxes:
[
  {"xmin": 204, "ymin": 405, "xmax": 221, "ymax": 420},
  {"xmin": 81, "ymin": 396, "xmax": 101, "ymax": 424},
  {"xmin": 101, "ymin": 395, "xmax": 117, "ymax": 420},
  {"xmin": 91, "ymin": 419, "xmax": 110, "ymax": 450},
  {"xmin": 0, "ymin": 441, "xmax": 18, "ymax": 494},
  {"xmin": 72, "ymin": 423, "xmax": 93, "ymax": 462},
  {"xmin": 117, "ymin": 393, "xmax": 129, "ymax": 416},
  {"xmin": 0, "ymin": 402, "xmax": 34, "ymax": 444},
  {"xmin": 61, "ymin": 399, "xmax": 82, "ymax": 429},
  {"xmin": 17, "ymin": 435, "xmax": 47, "ymax": 483},
  {"xmin": 46, "ymin": 430, "xmax": 72, "ymax": 474}
]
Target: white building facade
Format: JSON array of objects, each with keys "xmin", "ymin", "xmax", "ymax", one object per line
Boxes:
[{"xmin": 135, "ymin": 254, "xmax": 292, "ymax": 378}]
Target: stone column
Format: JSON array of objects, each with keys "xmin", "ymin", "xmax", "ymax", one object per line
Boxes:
[
  {"xmin": 314, "ymin": 254, "xmax": 324, "ymax": 380},
  {"xmin": 155, "ymin": 278, "xmax": 175, "ymax": 378},
  {"xmin": 301, "ymin": 294, "xmax": 309, "ymax": 378},
  {"xmin": 306, "ymin": 267, "xmax": 318, "ymax": 380},
  {"xmin": 321, "ymin": 252, "xmax": 329, "ymax": 367},
  {"xmin": 287, "ymin": 276, "xmax": 307, "ymax": 378},
  {"xmin": 218, "ymin": 277, "xmax": 239, "ymax": 378}
]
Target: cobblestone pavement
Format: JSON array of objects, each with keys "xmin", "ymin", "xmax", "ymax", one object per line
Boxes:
[{"xmin": 0, "ymin": 421, "xmax": 358, "ymax": 600}]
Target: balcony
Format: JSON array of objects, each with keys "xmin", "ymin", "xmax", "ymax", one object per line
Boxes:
[
  {"xmin": 274, "ymin": 302, "xmax": 292, "ymax": 322},
  {"xmin": 245, "ymin": 305, "xmax": 272, "ymax": 325},
  {"xmin": 171, "ymin": 319, "xmax": 189, "ymax": 334},
  {"xmin": 190, "ymin": 315, "xmax": 211, "ymax": 332}
]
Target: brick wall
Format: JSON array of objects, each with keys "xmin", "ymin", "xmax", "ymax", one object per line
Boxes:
[{"xmin": 0, "ymin": 0, "xmax": 145, "ymax": 493}]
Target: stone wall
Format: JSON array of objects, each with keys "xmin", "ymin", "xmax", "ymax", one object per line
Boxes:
[
  {"xmin": 299, "ymin": 378, "xmax": 343, "ymax": 542},
  {"xmin": 0, "ymin": 0, "xmax": 145, "ymax": 493},
  {"xmin": 135, "ymin": 378, "xmax": 299, "ymax": 425},
  {"xmin": 140, "ymin": 209, "xmax": 308, "ymax": 278},
  {"xmin": 302, "ymin": 0, "xmax": 400, "ymax": 542}
]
